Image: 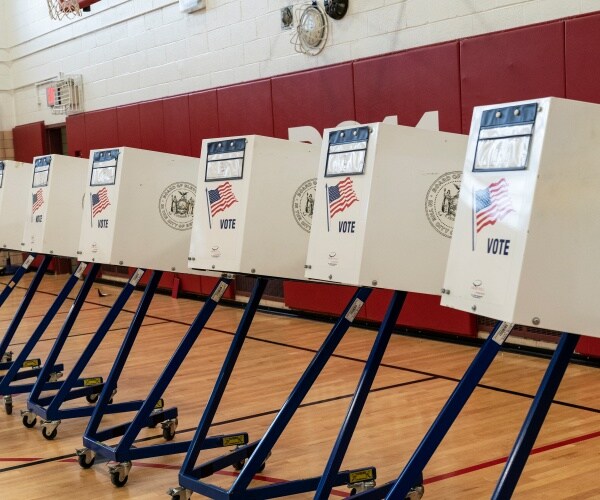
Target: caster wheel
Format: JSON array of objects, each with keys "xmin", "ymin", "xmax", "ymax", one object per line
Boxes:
[
  {"xmin": 86, "ymin": 393, "xmax": 99, "ymax": 404},
  {"xmin": 5, "ymin": 403, "xmax": 13, "ymax": 415},
  {"xmin": 349, "ymin": 488, "xmax": 357, "ymax": 496},
  {"xmin": 42, "ymin": 426, "xmax": 58, "ymax": 440},
  {"xmin": 22, "ymin": 415, "xmax": 37, "ymax": 428},
  {"xmin": 77, "ymin": 452, "xmax": 95, "ymax": 469},
  {"xmin": 110, "ymin": 471, "xmax": 128, "ymax": 488},
  {"xmin": 406, "ymin": 483, "xmax": 424, "ymax": 500},
  {"xmin": 232, "ymin": 459, "xmax": 245, "ymax": 471},
  {"xmin": 148, "ymin": 422, "xmax": 157, "ymax": 429},
  {"xmin": 162, "ymin": 425, "xmax": 176, "ymax": 441}
]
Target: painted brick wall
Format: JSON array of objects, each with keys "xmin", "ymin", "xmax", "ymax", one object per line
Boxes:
[{"xmin": 1, "ymin": 0, "xmax": 600, "ymax": 128}]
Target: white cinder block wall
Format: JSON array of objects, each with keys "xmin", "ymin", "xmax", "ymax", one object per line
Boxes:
[{"xmin": 1, "ymin": 0, "xmax": 600, "ymax": 129}]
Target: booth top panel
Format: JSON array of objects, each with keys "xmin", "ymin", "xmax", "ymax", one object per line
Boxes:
[
  {"xmin": 305, "ymin": 122, "xmax": 467, "ymax": 295},
  {"xmin": 189, "ymin": 135, "xmax": 319, "ymax": 280},
  {"xmin": 0, "ymin": 161, "xmax": 33, "ymax": 251},
  {"xmin": 79, "ymin": 147, "xmax": 204, "ymax": 275},
  {"xmin": 443, "ymin": 97, "xmax": 600, "ymax": 338},
  {"xmin": 23, "ymin": 155, "xmax": 88, "ymax": 258}
]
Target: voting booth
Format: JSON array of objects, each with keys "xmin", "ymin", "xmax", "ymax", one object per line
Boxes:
[
  {"xmin": 378, "ymin": 97, "xmax": 600, "ymax": 500},
  {"xmin": 188, "ymin": 136, "xmax": 319, "ymax": 279},
  {"xmin": 175, "ymin": 129, "xmax": 465, "ymax": 500},
  {"xmin": 0, "ymin": 160, "xmax": 33, "ymax": 251},
  {"xmin": 22, "ymin": 154, "xmax": 88, "ymax": 258},
  {"xmin": 305, "ymin": 123, "xmax": 467, "ymax": 295},
  {"xmin": 442, "ymin": 97, "xmax": 600, "ymax": 338},
  {"xmin": 78, "ymin": 147, "xmax": 201, "ymax": 273},
  {"xmin": 29, "ymin": 147, "xmax": 203, "ymax": 438}
]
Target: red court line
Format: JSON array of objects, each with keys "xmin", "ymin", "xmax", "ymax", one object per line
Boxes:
[
  {"xmin": 7, "ymin": 429, "xmax": 599, "ymax": 495},
  {"xmin": 59, "ymin": 458, "xmax": 350, "ymax": 497},
  {"xmin": 425, "ymin": 429, "xmax": 600, "ymax": 484}
]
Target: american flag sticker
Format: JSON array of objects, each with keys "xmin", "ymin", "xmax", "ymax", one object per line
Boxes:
[
  {"xmin": 91, "ymin": 187, "xmax": 111, "ymax": 219},
  {"xmin": 206, "ymin": 182, "xmax": 238, "ymax": 226},
  {"xmin": 32, "ymin": 188, "xmax": 44, "ymax": 214},
  {"xmin": 326, "ymin": 177, "xmax": 358, "ymax": 230},
  {"xmin": 472, "ymin": 178, "xmax": 515, "ymax": 249}
]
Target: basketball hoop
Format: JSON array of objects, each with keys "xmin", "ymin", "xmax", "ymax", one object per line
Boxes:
[{"xmin": 47, "ymin": 0, "xmax": 82, "ymax": 20}]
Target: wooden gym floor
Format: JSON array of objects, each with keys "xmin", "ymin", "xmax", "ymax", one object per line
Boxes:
[{"xmin": 0, "ymin": 273, "xmax": 598, "ymax": 499}]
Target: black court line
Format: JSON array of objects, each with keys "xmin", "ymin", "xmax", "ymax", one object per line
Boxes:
[
  {"xmin": 5, "ymin": 279, "xmax": 600, "ymax": 414},
  {"xmin": 6, "ymin": 320, "xmax": 170, "ymax": 348},
  {"xmin": 0, "ymin": 305, "xmax": 106, "ymax": 324},
  {"xmin": 0, "ymin": 376, "xmax": 436, "ymax": 473}
]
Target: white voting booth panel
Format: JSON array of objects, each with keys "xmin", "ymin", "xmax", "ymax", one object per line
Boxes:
[
  {"xmin": 442, "ymin": 97, "xmax": 600, "ymax": 338},
  {"xmin": 79, "ymin": 148, "xmax": 201, "ymax": 274},
  {"xmin": 305, "ymin": 123, "xmax": 467, "ymax": 295},
  {"xmin": 23, "ymin": 155, "xmax": 88, "ymax": 258},
  {"xmin": 0, "ymin": 160, "xmax": 33, "ymax": 251},
  {"xmin": 188, "ymin": 136, "xmax": 319, "ymax": 279}
]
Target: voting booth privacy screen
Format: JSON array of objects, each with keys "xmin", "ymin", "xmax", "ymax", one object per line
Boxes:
[
  {"xmin": 305, "ymin": 123, "xmax": 467, "ymax": 296},
  {"xmin": 78, "ymin": 148, "xmax": 200, "ymax": 274},
  {"xmin": 22, "ymin": 155, "xmax": 88, "ymax": 258},
  {"xmin": 0, "ymin": 160, "xmax": 33, "ymax": 251},
  {"xmin": 443, "ymin": 97, "xmax": 600, "ymax": 338},
  {"xmin": 188, "ymin": 136, "xmax": 319, "ymax": 280}
]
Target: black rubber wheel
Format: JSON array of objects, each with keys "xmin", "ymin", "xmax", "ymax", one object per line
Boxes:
[
  {"xmin": 85, "ymin": 393, "xmax": 99, "ymax": 404},
  {"xmin": 5, "ymin": 403, "xmax": 13, "ymax": 415},
  {"xmin": 77, "ymin": 453, "xmax": 96, "ymax": 469},
  {"xmin": 41, "ymin": 426, "xmax": 58, "ymax": 440},
  {"xmin": 22, "ymin": 415, "xmax": 37, "ymax": 428},
  {"xmin": 162, "ymin": 425, "xmax": 176, "ymax": 441},
  {"xmin": 349, "ymin": 488, "xmax": 357, "ymax": 496},
  {"xmin": 257, "ymin": 461, "xmax": 266, "ymax": 474},
  {"xmin": 110, "ymin": 471, "xmax": 128, "ymax": 488},
  {"xmin": 232, "ymin": 460, "xmax": 245, "ymax": 471}
]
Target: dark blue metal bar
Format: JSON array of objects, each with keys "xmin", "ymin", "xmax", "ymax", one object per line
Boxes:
[
  {"xmin": 28, "ymin": 269, "xmax": 144, "ymax": 417},
  {"xmin": 180, "ymin": 277, "xmax": 269, "ymax": 477},
  {"xmin": 87, "ymin": 278, "xmax": 230, "ymax": 454},
  {"xmin": 492, "ymin": 332, "xmax": 579, "ymax": 499},
  {"xmin": 0, "ymin": 254, "xmax": 36, "ymax": 309},
  {"xmin": 0, "ymin": 263, "xmax": 98, "ymax": 394},
  {"xmin": 27, "ymin": 400, "xmax": 144, "ymax": 420},
  {"xmin": 77, "ymin": 271, "xmax": 162, "ymax": 432},
  {"xmin": 382, "ymin": 321, "xmax": 513, "ymax": 499},
  {"xmin": 229, "ymin": 286, "xmax": 373, "ymax": 494},
  {"xmin": 0, "ymin": 254, "xmax": 52, "ymax": 358},
  {"xmin": 314, "ymin": 290, "xmax": 407, "ymax": 499}
]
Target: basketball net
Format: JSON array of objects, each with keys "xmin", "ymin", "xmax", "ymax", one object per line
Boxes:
[{"xmin": 47, "ymin": 0, "xmax": 82, "ymax": 20}]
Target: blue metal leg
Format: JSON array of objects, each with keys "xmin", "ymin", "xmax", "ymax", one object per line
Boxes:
[
  {"xmin": 84, "ymin": 271, "xmax": 162, "ymax": 435},
  {"xmin": 314, "ymin": 290, "xmax": 407, "ymax": 500},
  {"xmin": 228, "ymin": 286, "xmax": 373, "ymax": 496},
  {"xmin": 28, "ymin": 268, "xmax": 145, "ymax": 417},
  {"xmin": 0, "ymin": 254, "xmax": 52, "ymax": 358},
  {"xmin": 492, "ymin": 332, "xmax": 579, "ymax": 500},
  {"xmin": 0, "ymin": 254, "xmax": 36, "ymax": 309},
  {"xmin": 373, "ymin": 321, "xmax": 514, "ymax": 500},
  {"xmin": 85, "ymin": 278, "xmax": 231, "ymax": 455},
  {"xmin": 0, "ymin": 263, "xmax": 99, "ymax": 395},
  {"xmin": 180, "ymin": 277, "xmax": 270, "ymax": 478}
]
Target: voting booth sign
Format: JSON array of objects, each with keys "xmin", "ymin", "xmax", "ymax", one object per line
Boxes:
[
  {"xmin": 0, "ymin": 161, "xmax": 33, "ymax": 251},
  {"xmin": 443, "ymin": 97, "xmax": 600, "ymax": 338},
  {"xmin": 78, "ymin": 148, "xmax": 200, "ymax": 273},
  {"xmin": 22, "ymin": 155, "xmax": 88, "ymax": 258},
  {"xmin": 188, "ymin": 136, "xmax": 319, "ymax": 279},
  {"xmin": 305, "ymin": 123, "xmax": 467, "ymax": 295}
]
